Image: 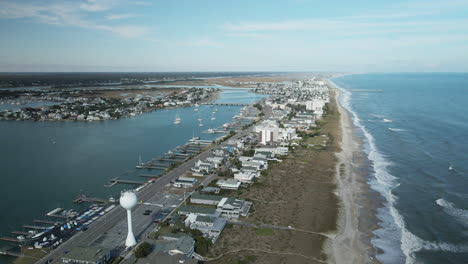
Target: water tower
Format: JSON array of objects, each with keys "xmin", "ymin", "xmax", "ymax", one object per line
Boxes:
[{"xmin": 120, "ymin": 190, "xmax": 138, "ymax": 247}]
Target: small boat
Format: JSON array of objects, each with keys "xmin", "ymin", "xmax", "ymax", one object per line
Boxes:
[
  {"xmin": 197, "ymin": 118, "xmax": 203, "ymax": 122},
  {"xmin": 449, "ymin": 165, "xmax": 454, "ymax": 171},
  {"xmin": 174, "ymin": 114, "xmax": 181, "ymax": 124}
]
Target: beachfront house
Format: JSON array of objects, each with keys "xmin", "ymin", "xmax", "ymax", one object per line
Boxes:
[
  {"xmin": 216, "ymin": 179, "xmax": 241, "ymax": 190},
  {"xmin": 190, "ymin": 193, "xmax": 224, "ymax": 206},
  {"xmin": 234, "ymin": 170, "xmax": 257, "ymax": 183},
  {"xmin": 184, "ymin": 214, "xmax": 227, "ymax": 242},
  {"xmin": 217, "ymin": 197, "xmax": 252, "ymax": 219},
  {"xmin": 173, "ymin": 176, "xmax": 197, "ymax": 188}
]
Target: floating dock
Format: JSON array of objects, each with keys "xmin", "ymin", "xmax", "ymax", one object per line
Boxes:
[
  {"xmin": 33, "ymin": 219, "xmax": 61, "ymax": 225},
  {"xmin": 22, "ymin": 225, "xmax": 50, "ymax": 230},
  {"xmin": 73, "ymin": 194, "xmax": 109, "ymax": 204},
  {"xmin": 105, "ymin": 178, "xmax": 145, "ymax": 187}
]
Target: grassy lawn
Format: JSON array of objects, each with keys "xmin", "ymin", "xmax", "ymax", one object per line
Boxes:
[
  {"xmin": 255, "ymin": 228, "xmax": 273, "ymax": 236},
  {"xmin": 306, "ymin": 134, "xmax": 328, "ymax": 146}
]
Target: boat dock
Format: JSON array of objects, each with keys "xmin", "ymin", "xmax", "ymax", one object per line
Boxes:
[
  {"xmin": 0, "ymin": 248, "xmax": 23, "ymax": 257},
  {"xmin": 0, "ymin": 237, "xmax": 21, "ymax": 243},
  {"xmin": 23, "ymin": 225, "xmax": 50, "ymax": 230},
  {"xmin": 11, "ymin": 231, "xmax": 29, "ymax": 236},
  {"xmin": 33, "ymin": 219, "xmax": 61, "ymax": 225},
  {"xmin": 105, "ymin": 178, "xmax": 145, "ymax": 187},
  {"xmin": 73, "ymin": 195, "xmax": 109, "ymax": 204},
  {"xmin": 139, "ymin": 174, "xmax": 160, "ymax": 178}
]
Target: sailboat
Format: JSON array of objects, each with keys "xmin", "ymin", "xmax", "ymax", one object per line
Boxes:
[
  {"xmin": 136, "ymin": 154, "xmax": 145, "ymax": 169},
  {"xmin": 174, "ymin": 113, "xmax": 181, "ymax": 124}
]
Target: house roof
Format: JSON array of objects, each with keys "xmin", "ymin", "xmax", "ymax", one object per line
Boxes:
[
  {"xmin": 178, "ymin": 205, "xmax": 217, "ymax": 215},
  {"xmin": 191, "ymin": 193, "xmax": 224, "ymax": 202},
  {"xmin": 61, "ymin": 246, "xmax": 110, "ymax": 262}
]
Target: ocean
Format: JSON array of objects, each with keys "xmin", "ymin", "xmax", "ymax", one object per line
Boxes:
[
  {"xmin": 0, "ymin": 87, "xmax": 265, "ymax": 264},
  {"xmin": 332, "ymin": 73, "xmax": 468, "ymax": 264}
]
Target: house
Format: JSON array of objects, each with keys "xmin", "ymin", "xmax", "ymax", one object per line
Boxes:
[
  {"xmin": 173, "ymin": 177, "xmax": 197, "ymax": 188},
  {"xmin": 234, "ymin": 171, "xmax": 257, "ymax": 183},
  {"xmin": 216, "ymin": 179, "xmax": 241, "ymax": 190},
  {"xmin": 200, "ymin": 186, "xmax": 221, "ymax": 194},
  {"xmin": 217, "ymin": 197, "xmax": 252, "ymax": 219},
  {"xmin": 184, "ymin": 214, "xmax": 227, "ymax": 242},
  {"xmin": 190, "ymin": 193, "xmax": 224, "ymax": 205},
  {"xmin": 61, "ymin": 247, "xmax": 111, "ymax": 264},
  {"xmin": 206, "ymin": 157, "xmax": 225, "ymax": 168},
  {"xmin": 177, "ymin": 206, "xmax": 221, "ymax": 218},
  {"xmin": 191, "ymin": 160, "xmax": 215, "ymax": 175}
]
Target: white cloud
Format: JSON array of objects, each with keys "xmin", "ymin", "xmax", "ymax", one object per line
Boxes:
[
  {"xmin": 188, "ymin": 38, "xmax": 222, "ymax": 47},
  {"xmin": 0, "ymin": 0, "xmax": 150, "ymax": 39},
  {"xmin": 79, "ymin": 0, "xmax": 116, "ymax": 12},
  {"xmin": 106, "ymin": 13, "xmax": 135, "ymax": 20}
]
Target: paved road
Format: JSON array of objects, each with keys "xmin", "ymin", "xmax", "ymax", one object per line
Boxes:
[{"xmin": 37, "ymin": 104, "xmax": 266, "ymax": 264}]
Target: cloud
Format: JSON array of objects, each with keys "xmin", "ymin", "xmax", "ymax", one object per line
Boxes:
[
  {"xmin": 0, "ymin": 0, "xmax": 150, "ymax": 38},
  {"xmin": 188, "ymin": 38, "xmax": 222, "ymax": 47},
  {"xmin": 79, "ymin": 0, "xmax": 116, "ymax": 12},
  {"xmin": 106, "ymin": 13, "xmax": 135, "ymax": 20}
]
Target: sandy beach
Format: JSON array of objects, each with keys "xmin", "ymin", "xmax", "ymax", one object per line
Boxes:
[{"xmin": 325, "ymin": 82, "xmax": 380, "ymax": 264}]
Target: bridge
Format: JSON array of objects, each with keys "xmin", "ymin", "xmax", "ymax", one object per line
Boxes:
[{"xmin": 200, "ymin": 102, "xmax": 249, "ymax": 106}]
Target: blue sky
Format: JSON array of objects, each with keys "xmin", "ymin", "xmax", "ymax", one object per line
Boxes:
[{"xmin": 0, "ymin": 0, "xmax": 467, "ymax": 72}]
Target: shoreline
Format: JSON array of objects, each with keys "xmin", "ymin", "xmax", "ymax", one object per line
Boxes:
[{"xmin": 325, "ymin": 80, "xmax": 381, "ymax": 263}]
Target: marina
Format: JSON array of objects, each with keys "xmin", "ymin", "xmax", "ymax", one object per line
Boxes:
[{"xmin": 0, "ymin": 87, "xmax": 267, "ymax": 263}]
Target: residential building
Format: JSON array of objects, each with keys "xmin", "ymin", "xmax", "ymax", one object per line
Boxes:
[
  {"xmin": 190, "ymin": 193, "xmax": 223, "ymax": 205},
  {"xmin": 173, "ymin": 177, "xmax": 197, "ymax": 188},
  {"xmin": 216, "ymin": 179, "xmax": 241, "ymax": 190},
  {"xmin": 61, "ymin": 247, "xmax": 111, "ymax": 264},
  {"xmin": 217, "ymin": 197, "xmax": 252, "ymax": 219}
]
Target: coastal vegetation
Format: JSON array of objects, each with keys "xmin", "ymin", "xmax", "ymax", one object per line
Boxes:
[{"xmin": 206, "ymin": 91, "xmax": 341, "ymax": 264}]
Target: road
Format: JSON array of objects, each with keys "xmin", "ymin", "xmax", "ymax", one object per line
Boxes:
[{"xmin": 37, "ymin": 104, "xmax": 267, "ymax": 264}]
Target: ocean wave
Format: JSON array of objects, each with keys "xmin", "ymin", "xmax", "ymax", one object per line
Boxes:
[
  {"xmin": 436, "ymin": 198, "xmax": 468, "ymax": 228},
  {"xmin": 332, "ymin": 80, "xmax": 418, "ymax": 263},
  {"xmin": 383, "ymin": 119, "xmax": 393, "ymax": 123},
  {"xmin": 389, "ymin": 128, "xmax": 407, "ymax": 132}
]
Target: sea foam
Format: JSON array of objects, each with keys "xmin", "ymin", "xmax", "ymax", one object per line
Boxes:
[
  {"xmin": 332, "ymin": 80, "xmax": 468, "ymax": 263},
  {"xmin": 332, "ymin": 80, "xmax": 421, "ymax": 263}
]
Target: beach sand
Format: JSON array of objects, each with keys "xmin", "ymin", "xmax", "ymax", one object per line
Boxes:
[{"xmin": 325, "ymin": 84, "xmax": 380, "ymax": 264}]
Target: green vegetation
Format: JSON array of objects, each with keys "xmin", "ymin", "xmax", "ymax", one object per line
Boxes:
[
  {"xmin": 229, "ymin": 255, "xmax": 258, "ymax": 264},
  {"xmin": 134, "ymin": 242, "xmax": 152, "ymax": 258},
  {"xmin": 255, "ymin": 228, "xmax": 274, "ymax": 236},
  {"xmin": 188, "ymin": 229, "xmax": 213, "ymax": 255},
  {"xmin": 108, "ymin": 256, "xmax": 124, "ymax": 264},
  {"xmin": 241, "ymin": 149, "xmax": 255, "ymax": 157}
]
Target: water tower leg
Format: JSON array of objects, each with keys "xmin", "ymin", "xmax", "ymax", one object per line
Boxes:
[{"xmin": 125, "ymin": 210, "xmax": 137, "ymax": 247}]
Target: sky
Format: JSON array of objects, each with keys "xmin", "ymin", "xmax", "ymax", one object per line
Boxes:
[{"xmin": 0, "ymin": 0, "xmax": 467, "ymax": 72}]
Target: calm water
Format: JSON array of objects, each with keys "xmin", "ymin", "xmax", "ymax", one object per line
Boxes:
[
  {"xmin": 0, "ymin": 88, "xmax": 265, "ymax": 263},
  {"xmin": 333, "ymin": 73, "xmax": 468, "ymax": 264}
]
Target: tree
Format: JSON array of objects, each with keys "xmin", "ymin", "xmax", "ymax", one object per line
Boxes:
[{"xmin": 134, "ymin": 242, "xmax": 152, "ymax": 258}]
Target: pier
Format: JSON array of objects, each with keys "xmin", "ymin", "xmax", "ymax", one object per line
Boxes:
[
  {"xmin": 73, "ymin": 195, "xmax": 109, "ymax": 204},
  {"xmin": 139, "ymin": 174, "xmax": 160, "ymax": 178},
  {"xmin": 105, "ymin": 178, "xmax": 145, "ymax": 187},
  {"xmin": 0, "ymin": 249, "xmax": 23, "ymax": 257},
  {"xmin": 22, "ymin": 225, "xmax": 50, "ymax": 230},
  {"xmin": 11, "ymin": 231, "xmax": 29, "ymax": 236},
  {"xmin": 33, "ymin": 219, "xmax": 61, "ymax": 225}
]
